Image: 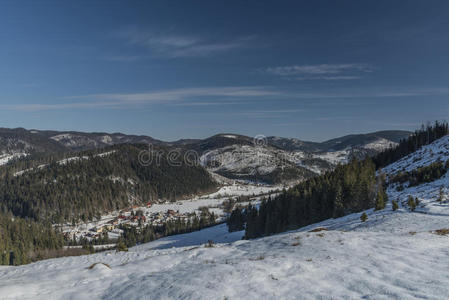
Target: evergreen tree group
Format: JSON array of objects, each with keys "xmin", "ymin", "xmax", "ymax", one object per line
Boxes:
[
  {"xmin": 374, "ymin": 121, "xmax": 448, "ymax": 168},
  {"xmin": 0, "ymin": 213, "xmax": 64, "ymax": 265},
  {"xmin": 227, "ymin": 206, "xmax": 245, "ymax": 232},
  {"xmin": 389, "ymin": 160, "xmax": 449, "ymax": 187},
  {"xmin": 243, "ymin": 158, "xmax": 381, "ymax": 238}
]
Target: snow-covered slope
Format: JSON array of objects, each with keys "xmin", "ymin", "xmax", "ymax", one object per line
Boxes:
[
  {"xmin": 198, "ymin": 132, "xmax": 406, "ymax": 182},
  {"xmin": 2, "ymin": 200, "xmax": 449, "ymax": 299},
  {"xmin": 0, "ymin": 152, "xmax": 27, "ymax": 166},
  {"xmin": 382, "ymin": 135, "xmax": 449, "ymax": 175},
  {"xmin": 199, "ymin": 144, "xmax": 317, "ymax": 183},
  {"xmin": 13, "ymin": 150, "xmax": 116, "ymax": 176}
]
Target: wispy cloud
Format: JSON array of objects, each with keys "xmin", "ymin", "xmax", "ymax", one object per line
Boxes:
[
  {"xmin": 75, "ymin": 86, "xmax": 280, "ymax": 102},
  {"xmin": 4, "ymin": 86, "xmax": 449, "ymax": 112},
  {"xmin": 1, "ymin": 86, "xmax": 278, "ymax": 111},
  {"xmin": 114, "ymin": 28, "xmax": 253, "ymax": 58},
  {"xmin": 265, "ymin": 63, "xmax": 374, "ymax": 80},
  {"xmin": 234, "ymin": 109, "xmax": 305, "ymax": 119},
  {"xmin": 169, "ymin": 101, "xmax": 247, "ymax": 107},
  {"xmin": 293, "ymin": 75, "xmax": 362, "ymax": 81},
  {"xmin": 0, "ymin": 101, "xmax": 121, "ymax": 111}
]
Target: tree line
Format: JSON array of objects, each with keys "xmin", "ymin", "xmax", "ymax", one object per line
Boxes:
[
  {"xmin": 389, "ymin": 159, "xmax": 449, "ymax": 187},
  {"xmin": 118, "ymin": 208, "xmax": 218, "ymax": 248},
  {"xmin": 228, "ymin": 158, "xmax": 385, "ymax": 238},
  {"xmin": 373, "ymin": 121, "xmax": 448, "ymax": 168}
]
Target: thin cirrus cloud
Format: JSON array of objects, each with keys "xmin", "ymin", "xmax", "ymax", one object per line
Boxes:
[
  {"xmin": 114, "ymin": 28, "xmax": 253, "ymax": 58},
  {"xmin": 79, "ymin": 86, "xmax": 280, "ymax": 102},
  {"xmin": 0, "ymin": 86, "xmax": 279, "ymax": 111},
  {"xmin": 265, "ymin": 63, "xmax": 374, "ymax": 80},
  {"xmin": 235, "ymin": 109, "xmax": 305, "ymax": 119},
  {"xmin": 3, "ymin": 86, "xmax": 449, "ymax": 112},
  {"xmin": 0, "ymin": 101, "xmax": 122, "ymax": 112}
]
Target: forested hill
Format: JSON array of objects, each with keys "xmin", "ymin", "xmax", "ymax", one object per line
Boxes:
[
  {"xmin": 0, "ymin": 143, "xmax": 217, "ymax": 223},
  {"xmin": 242, "ymin": 158, "xmax": 381, "ymax": 238},
  {"xmin": 232, "ymin": 122, "xmax": 449, "ymax": 239}
]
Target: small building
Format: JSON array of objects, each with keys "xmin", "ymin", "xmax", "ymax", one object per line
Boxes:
[
  {"xmin": 92, "ymin": 226, "xmax": 104, "ymax": 233},
  {"xmin": 104, "ymin": 224, "xmax": 115, "ymax": 231}
]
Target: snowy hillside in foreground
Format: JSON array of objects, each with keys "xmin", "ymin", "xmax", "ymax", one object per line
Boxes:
[
  {"xmin": 2, "ymin": 201, "xmax": 449, "ymax": 299},
  {"xmin": 2, "ymin": 136, "xmax": 449, "ymax": 299}
]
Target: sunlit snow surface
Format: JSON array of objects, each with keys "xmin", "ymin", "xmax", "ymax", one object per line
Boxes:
[
  {"xmin": 0, "ymin": 153, "xmax": 27, "ymax": 166},
  {"xmin": 2, "ymin": 137, "xmax": 449, "ymax": 299},
  {"xmin": 2, "ymin": 199, "xmax": 449, "ymax": 299}
]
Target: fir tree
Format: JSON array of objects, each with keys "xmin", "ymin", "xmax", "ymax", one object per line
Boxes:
[
  {"xmin": 392, "ymin": 200, "xmax": 399, "ymax": 211},
  {"xmin": 407, "ymin": 195, "xmax": 416, "ymax": 211},
  {"xmin": 438, "ymin": 186, "xmax": 445, "ymax": 202},
  {"xmin": 360, "ymin": 212, "xmax": 368, "ymax": 222},
  {"xmin": 375, "ymin": 190, "xmax": 385, "ymax": 211},
  {"xmin": 116, "ymin": 240, "xmax": 128, "ymax": 252}
]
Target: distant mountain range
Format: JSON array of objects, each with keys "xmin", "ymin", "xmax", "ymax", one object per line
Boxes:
[{"xmin": 0, "ymin": 127, "xmax": 411, "ymax": 183}]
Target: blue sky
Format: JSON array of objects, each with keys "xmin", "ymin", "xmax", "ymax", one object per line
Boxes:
[{"xmin": 0, "ymin": 0, "xmax": 448, "ymax": 141}]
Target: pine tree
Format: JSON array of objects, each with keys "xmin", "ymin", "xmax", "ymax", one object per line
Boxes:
[
  {"xmin": 407, "ymin": 195, "xmax": 416, "ymax": 211},
  {"xmin": 116, "ymin": 240, "xmax": 128, "ymax": 252},
  {"xmin": 375, "ymin": 190, "xmax": 385, "ymax": 211},
  {"xmin": 438, "ymin": 186, "xmax": 445, "ymax": 202},
  {"xmin": 392, "ymin": 200, "xmax": 399, "ymax": 211},
  {"xmin": 227, "ymin": 207, "xmax": 245, "ymax": 232},
  {"xmin": 360, "ymin": 212, "xmax": 368, "ymax": 222}
]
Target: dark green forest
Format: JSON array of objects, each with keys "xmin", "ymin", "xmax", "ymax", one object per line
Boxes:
[
  {"xmin": 0, "ymin": 213, "xmax": 64, "ymax": 265},
  {"xmin": 0, "ymin": 144, "xmax": 216, "ymax": 223},
  {"xmin": 243, "ymin": 158, "xmax": 381, "ymax": 238}
]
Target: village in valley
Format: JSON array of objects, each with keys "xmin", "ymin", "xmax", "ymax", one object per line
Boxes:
[{"xmin": 59, "ymin": 182, "xmax": 283, "ymax": 244}]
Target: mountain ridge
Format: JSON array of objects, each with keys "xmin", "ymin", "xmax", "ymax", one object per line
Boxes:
[
  {"xmin": 0, "ymin": 127, "xmax": 411, "ymax": 183},
  {"xmin": 0, "ymin": 127, "xmax": 411, "ymax": 152}
]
